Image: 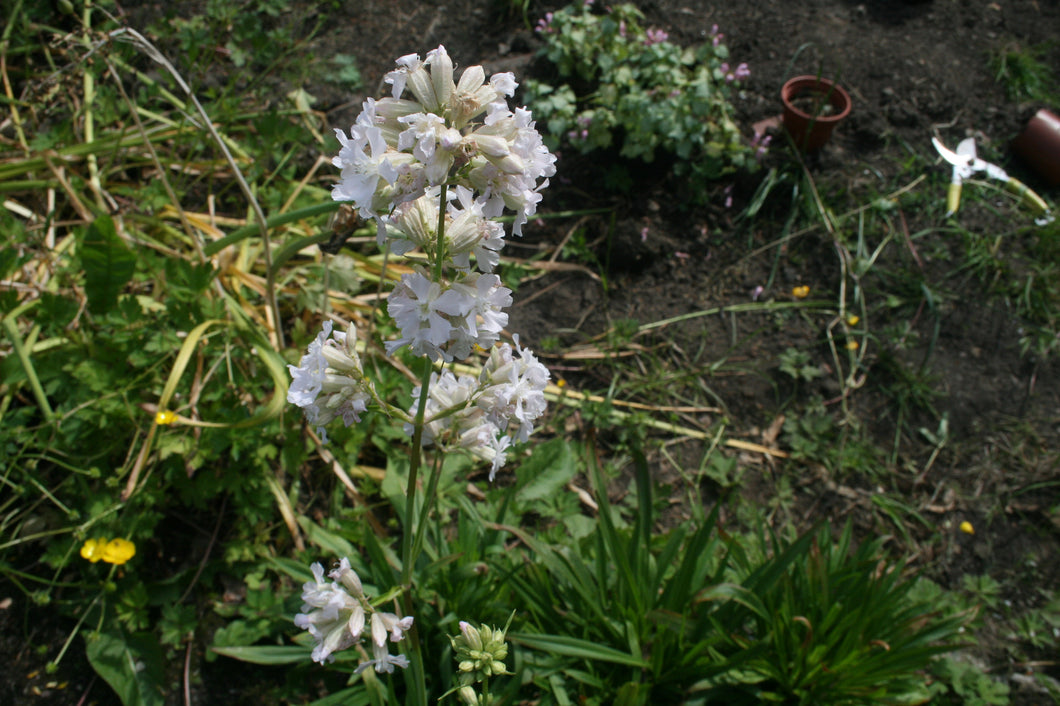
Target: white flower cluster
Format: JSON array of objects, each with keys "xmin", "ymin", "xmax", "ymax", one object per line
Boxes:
[
  {"xmin": 407, "ymin": 339, "xmax": 550, "ymax": 481},
  {"xmin": 331, "ymin": 45, "xmax": 555, "ymax": 363},
  {"xmin": 287, "ymin": 320, "xmax": 372, "ymax": 443},
  {"xmin": 294, "ymin": 558, "xmax": 413, "ymax": 670},
  {"xmin": 290, "ymin": 46, "xmax": 553, "ymax": 478},
  {"xmin": 385, "ymin": 267, "xmax": 511, "ymax": 362},
  {"xmin": 334, "ymin": 46, "xmax": 555, "ymax": 240}
]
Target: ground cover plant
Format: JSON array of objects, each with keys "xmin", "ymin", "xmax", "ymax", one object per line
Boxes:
[{"xmin": 2, "ymin": 0, "xmax": 1059, "ymax": 705}]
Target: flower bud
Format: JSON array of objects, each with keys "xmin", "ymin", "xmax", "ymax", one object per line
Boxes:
[
  {"xmin": 329, "ymin": 558, "xmax": 364, "ymax": 598},
  {"xmin": 459, "ymin": 620, "xmax": 484, "ymax": 651}
]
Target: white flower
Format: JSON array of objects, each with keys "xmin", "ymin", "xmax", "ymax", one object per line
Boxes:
[
  {"xmin": 426, "ymin": 45, "xmax": 455, "ymax": 112},
  {"xmin": 445, "ymin": 186, "xmax": 505, "ymax": 273},
  {"xmin": 397, "ymin": 112, "xmax": 461, "ymax": 184},
  {"xmin": 406, "ymin": 369, "xmax": 480, "ymax": 443},
  {"xmin": 386, "ymin": 194, "xmax": 439, "ymax": 257},
  {"xmin": 384, "ymin": 46, "xmax": 454, "ymax": 114},
  {"xmin": 445, "ymin": 273, "xmax": 511, "ymax": 360},
  {"xmin": 287, "ymin": 321, "xmax": 332, "ymax": 409},
  {"xmin": 294, "ymin": 557, "xmax": 412, "ymax": 669},
  {"xmin": 331, "ymin": 123, "xmax": 395, "ymax": 216},
  {"xmin": 383, "ymin": 269, "xmax": 510, "ymax": 362},
  {"xmin": 385, "ymin": 52, "xmax": 427, "ymax": 103},
  {"xmin": 288, "ymin": 321, "xmax": 373, "ymax": 440},
  {"xmin": 459, "ymin": 423, "xmax": 511, "ymax": 481},
  {"xmin": 468, "ymin": 104, "xmax": 555, "ymax": 238},
  {"xmin": 372, "ymin": 611, "xmax": 416, "ymax": 646},
  {"xmin": 354, "ymin": 641, "xmax": 411, "ymax": 675},
  {"xmin": 294, "ymin": 561, "xmax": 364, "ymax": 664},
  {"xmin": 479, "ymin": 338, "xmax": 550, "ymax": 443},
  {"xmin": 404, "ymin": 352, "xmax": 540, "ymax": 480},
  {"xmin": 385, "ymin": 270, "xmax": 471, "ymax": 361},
  {"xmin": 328, "ymin": 557, "xmax": 365, "ymax": 598},
  {"xmin": 490, "ymin": 72, "xmax": 518, "ymax": 97}
]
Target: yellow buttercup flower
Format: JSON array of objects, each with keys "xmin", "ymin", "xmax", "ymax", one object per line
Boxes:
[
  {"xmin": 155, "ymin": 410, "xmax": 177, "ymax": 425},
  {"xmin": 846, "ymin": 341, "xmax": 859, "ymax": 351},
  {"xmin": 792, "ymin": 285, "xmax": 810, "ymax": 299},
  {"xmin": 959, "ymin": 521, "xmax": 975, "ymax": 535},
  {"xmin": 80, "ymin": 537, "xmax": 108, "ymax": 563},
  {"xmin": 847, "ymin": 315, "xmax": 860, "ymax": 326},
  {"xmin": 80, "ymin": 537, "xmax": 136, "ymax": 565},
  {"xmin": 102, "ymin": 538, "xmax": 136, "ymax": 565}
]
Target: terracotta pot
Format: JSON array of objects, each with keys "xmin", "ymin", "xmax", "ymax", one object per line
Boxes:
[
  {"xmin": 1011, "ymin": 109, "xmax": 1060, "ymax": 186},
  {"xmin": 781, "ymin": 76, "xmax": 852, "ymax": 152}
]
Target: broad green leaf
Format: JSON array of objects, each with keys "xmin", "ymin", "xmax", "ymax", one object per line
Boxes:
[
  {"xmin": 80, "ymin": 215, "xmax": 136, "ymax": 315},
  {"xmin": 84, "ymin": 629, "xmax": 165, "ymax": 706},
  {"xmin": 516, "ymin": 438, "xmax": 578, "ymax": 503}
]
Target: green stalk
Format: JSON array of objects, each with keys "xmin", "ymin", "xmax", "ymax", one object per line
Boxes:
[
  {"xmin": 2, "ymin": 315, "xmax": 54, "ymax": 423},
  {"xmin": 50, "ymin": 593, "xmax": 102, "ymax": 670},
  {"xmin": 399, "ymin": 359, "xmax": 431, "ymax": 706},
  {"xmin": 80, "ymin": 0, "xmax": 106, "ymax": 210},
  {"xmin": 0, "ymin": 0, "xmax": 29, "ymax": 150},
  {"xmin": 397, "ymin": 182, "xmax": 449, "ymax": 706},
  {"xmin": 410, "ymin": 454, "xmax": 444, "ymax": 570}
]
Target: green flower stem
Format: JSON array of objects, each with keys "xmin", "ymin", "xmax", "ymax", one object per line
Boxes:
[
  {"xmin": 411, "ymin": 454, "xmax": 444, "ymax": 570},
  {"xmin": 399, "ymin": 358, "xmax": 431, "ymax": 706},
  {"xmin": 397, "ymin": 181, "xmax": 450, "ymax": 706}
]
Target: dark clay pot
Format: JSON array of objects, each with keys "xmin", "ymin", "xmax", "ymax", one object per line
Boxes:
[
  {"xmin": 1011, "ymin": 109, "xmax": 1060, "ymax": 186},
  {"xmin": 781, "ymin": 76, "xmax": 852, "ymax": 152}
]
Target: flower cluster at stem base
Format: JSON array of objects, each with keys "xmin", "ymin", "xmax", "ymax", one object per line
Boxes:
[{"xmin": 294, "ymin": 557, "xmax": 413, "ymax": 670}]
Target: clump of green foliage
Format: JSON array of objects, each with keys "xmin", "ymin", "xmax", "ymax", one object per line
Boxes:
[
  {"xmin": 989, "ymin": 41, "xmax": 1059, "ymax": 103},
  {"xmin": 524, "ymin": 2, "xmax": 756, "ymax": 190}
]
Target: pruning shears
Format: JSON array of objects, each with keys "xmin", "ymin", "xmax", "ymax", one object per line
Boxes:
[{"xmin": 931, "ymin": 136, "xmax": 1051, "ymax": 220}]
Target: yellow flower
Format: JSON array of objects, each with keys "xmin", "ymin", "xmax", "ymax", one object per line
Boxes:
[
  {"xmin": 792, "ymin": 285, "xmax": 810, "ymax": 299},
  {"xmin": 102, "ymin": 538, "xmax": 136, "ymax": 565},
  {"xmin": 847, "ymin": 315, "xmax": 860, "ymax": 326},
  {"xmin": 846, "ymin": 341, "xmax": 859, "ymax": 351},
  {"xmin": 80, "ymin": 537, "xmax": 108, "ymax": 563},
  {"xmin": 557, "ymin": 378, "xmax": 566, "ymax": 388},
  {"xmin": 959, "ymin": 521, "xmax": 975, "ymax": 536},
  {"xmin": 155, "ymin": 410, "xmax": 177, "ymax": 425},
  {"xmin": 81, "ymin": 537, "xmax": 136, "ymax": 565}
]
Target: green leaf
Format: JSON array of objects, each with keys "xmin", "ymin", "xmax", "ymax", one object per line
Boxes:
[
  {"xmin": 309, "ymin": 686, "xmax": 373, "ymax": 706},
  {"xmin": 79, "ymin": 215, "xmax": 136, "ymax": 315},
  {"xmin": 211, "ymin": 644, "xmax": 310, "ymax": 665},
  {"xmin": 297, "ymin": 515, "xmax": 356, "ymax": 558},
  {"xmin": 266, "ymin": 556, "xmax": 315, "ymax": 584},
  {"xmin": 516, "ymin": 438, "xmax": 578, "ymax": 503},
  {"xmin": 511, "ymin": 632, "xmax": 649, "ymax": 667},
  {"xmin": 84, "ymin": 629, "xmax": 165, "ymax": 706}
]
